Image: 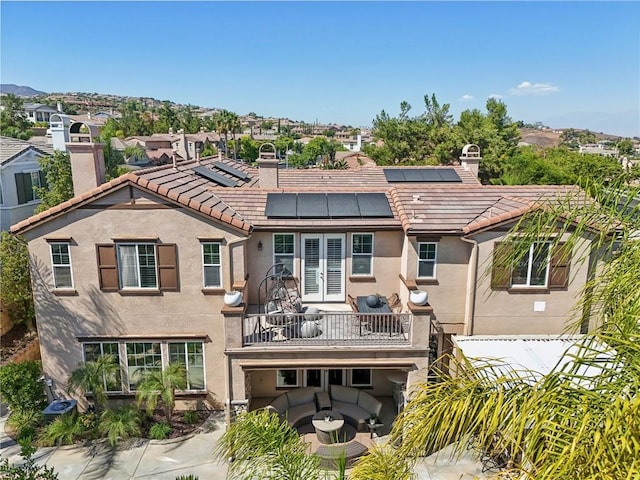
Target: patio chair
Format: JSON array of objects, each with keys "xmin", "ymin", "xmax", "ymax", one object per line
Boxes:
[{"xmin": 388, "ymin": 293, "xmax": 402, "ymax": 313}]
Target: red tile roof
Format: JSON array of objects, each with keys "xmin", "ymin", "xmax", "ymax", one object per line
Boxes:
[{"xmin": 9, "ymin": 157, "xmax": 584, "ymax": 237}]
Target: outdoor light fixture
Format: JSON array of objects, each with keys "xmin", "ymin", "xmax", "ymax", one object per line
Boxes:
[{"xmin": 257, "ymin": 241, "xmax": 263, "ymax": 251}]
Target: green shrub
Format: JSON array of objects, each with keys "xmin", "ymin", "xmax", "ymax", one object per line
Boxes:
[
  {"xmin": 79, "ymin": 412, "xmax": 97, "ymax": 430},
  {"xmin": 40, "ymin": 413, "xmax": 84, "ymax": 446},
  {"xmin": 0, "ymin": 361, "xmax": 47, "ymax": 413},
  {"xmin": 175, "ymin": 476, "xmax": 198, "ymax": 480},
  {"xmin": 182, "ymin": 410, "xmax": 198, "ymax": 425},
  {"xmin": 6, "ymin": 410, "xmax": 43, "ymax": 442},
  {"xmin": 99, "ymin": 406, "xmax": 141, "ymax": 447},
  {"xmin": 149, "ymin": 422, "xmax": 172, "ymax": 440}
]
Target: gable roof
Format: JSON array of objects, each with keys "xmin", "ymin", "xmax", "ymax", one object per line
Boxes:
[
  {"xmin": 0, "ymin": 136, "xmax": 55, "ymax": 165},
  {"xmin": 9, "ymin": 156, "xmax": 586, "ymax": 237}
]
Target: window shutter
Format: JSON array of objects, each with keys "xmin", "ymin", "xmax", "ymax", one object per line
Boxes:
[
  {"xmin": 96, "ymin": 244, "xmax": 118, "ymax": 291},
  {"xmin": 491, "ymin": 241, "xmax": 512, "ymax": 289},
  {"xmin": 15, "ymin": 173, "xmax": 29, "ymax": 204},
  {"xmin": 549, "ymin": 242, "xmax": 571, "ymax": 289},
  {"xmin": 39, "ymin": 170, "xmax": 47, "ymax": 189},
  {"xmin": 157, "ymin": 244, "xmax": 179, "ymax": 291}
]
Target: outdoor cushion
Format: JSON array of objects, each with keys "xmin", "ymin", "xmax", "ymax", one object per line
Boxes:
[
  {"xmin": 332, "ymin": 401, "xmax": 369, "ymax": 427},
  {"xmin": 286, "ymin": 402, "xmax": 317, "ymax": 427},
  {"xmin": 269, "ymin": 393, "xmax": 289, "ymax": 414},
  {"xmin": 286, "ymin": 386, "xmax": 317, "ymax": 407},
  {"xmin": 357, "ymin": 390, "xmax": 383, "ymax": 418},
  {"xmin": 330, "ymin": 385, "xmax": 359, "ymax": 404}
]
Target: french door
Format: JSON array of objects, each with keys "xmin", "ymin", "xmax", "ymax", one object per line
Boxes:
[
  {"xmin": 301, "ymin": 234, "xmax": 345, "ymax": 302},
  {"xmin": 305, "ymin": 369, "xmax": 344, "ymax": 390}
]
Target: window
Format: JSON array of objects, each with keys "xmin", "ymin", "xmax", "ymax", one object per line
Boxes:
[
  {"xmin": 351, "ymin": 233, "xmax": 373, "ymax": 276},
  {"xmin": 276, "ymin": 369, "xmax": 299, "ymax": 388},
  {"xmin": 82, "ymin": 339, "xmax": 206, "ymax": 394},
  {"xmin": 50, "ymin": 243, "xmax": 73, "ymax": 288},
  {"xmin": 491, "ymin": 241, "xmax": 570, "ymax": 290},
  {"xmin": 350, "ymin": 368, "xmax": 372, "ymax": 387},
  {"xmin": 511, "ymin": 242, "xmax": 550, "ymax": 287},
  {"xmin": 202, "ymin": 243, "xmax": 222, "ymax": 288},
  {"xmin": 82, "ymin": 342, "xmax": 122, "ymax": 392},
  {"xmin": 117, "ymin": 244, "xmax": 157, "ymax": 289},
  {"xmin": 169, "ymin": 342, "xmax": 205, "ymax": 390},
  {"xmin": 126, "ymin": 342, "xmax": 162, "ymax": 390},
  {"xmin": 15, "ymin": 171, "xmax": 45, "ymax": 204},
  {"xmin": 273, "ymin": 234, "xmax": 294, "ymax": 276},
  {"xmin": 417, "ymin": 242, "xmax": 437, "ymax": 278},
  {"xmin": 97, "ymin": 243, "xmax": 178, "ymax": 292}
]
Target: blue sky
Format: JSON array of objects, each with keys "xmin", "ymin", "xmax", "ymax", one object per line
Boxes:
[{"xmin": 2, "ymin": 1, "xmax": 639, "ymax": 136}]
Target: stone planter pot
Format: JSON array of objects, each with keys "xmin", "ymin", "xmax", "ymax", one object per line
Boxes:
[
  {"xmin": 410, "ymin": 290, "xmax": 428, "ymax": 306},
  {"xmin": 224, "ymin": 291, "xmax": 243, "ymax": 307}
]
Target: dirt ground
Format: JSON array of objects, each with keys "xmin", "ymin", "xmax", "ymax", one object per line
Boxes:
[{"xmin": 0, "ymin": 323, "xmax": 37, "ymax": 363}]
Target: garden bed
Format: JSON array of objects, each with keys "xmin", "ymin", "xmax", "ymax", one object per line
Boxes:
[{"xmin": 141, "ymin": 409, "xmax": 211, "ymax": 439}]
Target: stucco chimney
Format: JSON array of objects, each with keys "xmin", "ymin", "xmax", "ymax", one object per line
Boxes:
[
  {"xmin": 66, "ymin": 121, "xmax": 106, "ymax": 196},
  {"xmin": 257, "ymin": 158, "xmax": 279, "ymax": 188},
  {"xmin": 56, "ymin": 101, "xmax": 62, "ymax": 112},
  {"xmin": 460, "ymin": 144, "xmax": 482, "ymax": 177}
]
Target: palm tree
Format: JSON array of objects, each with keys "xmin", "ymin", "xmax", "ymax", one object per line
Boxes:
[
  {"xmin": 67, "ymin": 354, "xmax": 120, "ymax": 409},
  {"xmin": 351, "ymin": 179, "xmax": 640, "ymax": 479},
  {"xmin": 135, "ymin": 363, "xmax": 187, "ymax": 422},
  {"xmin": 214, "ymin": 409, "xmax": 320, "ymax": 480}
]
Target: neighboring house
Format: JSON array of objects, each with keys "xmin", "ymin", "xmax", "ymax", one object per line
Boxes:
[
  {"xmin": 11, "ymin": 132, "xmax": 603, "ymax": 423},
  {"xmin": 126, "ymin": 131, "xmax": 221, "ymax": 164},
  {"xmin": 579, "ymin": 143, "xmax": 619, "ymax": 157},
  {"xmin": 0, "ymin": 136, "xmax": 54, "ymax": 231},
  {"xmin": 23, "ymin": 103, "xmax": 59, "ymax": 124}
]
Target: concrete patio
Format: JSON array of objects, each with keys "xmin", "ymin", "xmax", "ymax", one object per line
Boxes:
[{"xmin": 1, "ymin": 405, "xmax": 490, "ymax": 479}]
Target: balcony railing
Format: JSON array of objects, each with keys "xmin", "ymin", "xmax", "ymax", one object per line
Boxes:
[{"xmin": 242, "ymin": 311, "xmax": 412, "ymax": 346}]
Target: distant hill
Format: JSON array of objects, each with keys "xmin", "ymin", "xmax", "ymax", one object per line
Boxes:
[{"xmin": 0, "ymin": 84, "xmax": 47, "ymax": 97}]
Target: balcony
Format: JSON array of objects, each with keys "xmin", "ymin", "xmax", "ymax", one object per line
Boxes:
[{"xmin": 241, "ymin": 311, "xmax": 413, "ymax": 347}]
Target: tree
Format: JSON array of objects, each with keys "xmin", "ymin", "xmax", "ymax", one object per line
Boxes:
[
  {"xmin": 0, "ymin": 232, "xmax": 35, "ymax": 330},
  {"xmin": 178, "ymin": 104, "xmax": 201, "ymax": 134},
  {"xmin": 237, "ymin": 136, "xmax": 260, "ymax": 162},
  {"xmin": 0, "ymin": 94, "xmax": 34, "ymax": 140},
  {"xmin": 214, "ymin": 409, "xmax": 320, "ymax": 480},
  {"xmin": 617, "ymin": 138, "xmax": 635, "ymax": 157},
  {"xmin": 35, "ymin": 151, "xmax": 74, "ymax": 213},
  {"xmin": 351, "ymin": 179, "xmax": 640, "ymax": 479},
  {"xmin": 0, "ymin": 360, "xmax": 47, "ymax": 413},
  {"xmin": 123, "ymin": 144, "xmax": 147, "ymax": 164},
  {"xmin": 67, "ymin": 354, "xmax": 120, "ymax": 409},
  {"xmin": 135, "ymin": 363, "xmax": 187, "ymax": 421}
]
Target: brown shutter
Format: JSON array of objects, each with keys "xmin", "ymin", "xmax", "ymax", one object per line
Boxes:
[
  {"xmin": 157, "ymin": 244, "xmax": 179, "ymax": 291},
  {"xmin": 96, "ymin": 244, "xmax": 118, "ymax": 291},
  {"xmin": 491, "ymin": 241, "xmax": 513, "ymax": 289},
  {"xmin": 549, "ymin": 242, "xmax": 571, "ymax": 289}
]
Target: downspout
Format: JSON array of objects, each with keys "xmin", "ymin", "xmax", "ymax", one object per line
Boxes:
[{"xmin": 460, "ymin": 236, "xmax": 479, "ymax": 336}]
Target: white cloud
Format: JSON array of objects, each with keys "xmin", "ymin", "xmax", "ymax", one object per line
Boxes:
[
  {"xmin": 488, "ymin": 93, "xmax": 503, "ymax": 99},
  {"xmin": 509, "ymin": 81, "xmax": 559, "ymax": 96},
  {"xmin": 459, "ymin": 94, "xmax": 474, "ymax": 101}
]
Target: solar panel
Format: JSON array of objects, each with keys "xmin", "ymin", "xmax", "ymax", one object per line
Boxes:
[
  {"xmin": 356, "ymin": 193, "xmax": 393, "ymax": 217},
  {"xmin": 328, "ymin": 193, "xmax": 360, "ymax": 217},
  {"xmin": 297, "ymin": 194, "xmax": 329, "ymax": 218},
  {"xmin": 383, "ymin": 169, "xmax": 406, "ymax": 182},
  {"xmin": 193, "ymin": 166, "xmax": 237, "ymax": 187},
  {"xmin": 437, "ymin": 169, "xmax": 462, "ymax": 182},
  {"xmin": 384, "ymin": 168, "xmax": 462, "ymax": 183},
  {"xmin": 265, "ymin": 193, "xmax": 297, "ymax": 217},
  {"xmin": 212, "ymin": 162, "xmax": 251, "ymax": 182},
  {"xmin": 265, "ymin": 193, "xmax": 394, "ymax": 218},
  {"xmin": 420, "ymin": 170, "xmax": 440, "ymax": 182}
]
